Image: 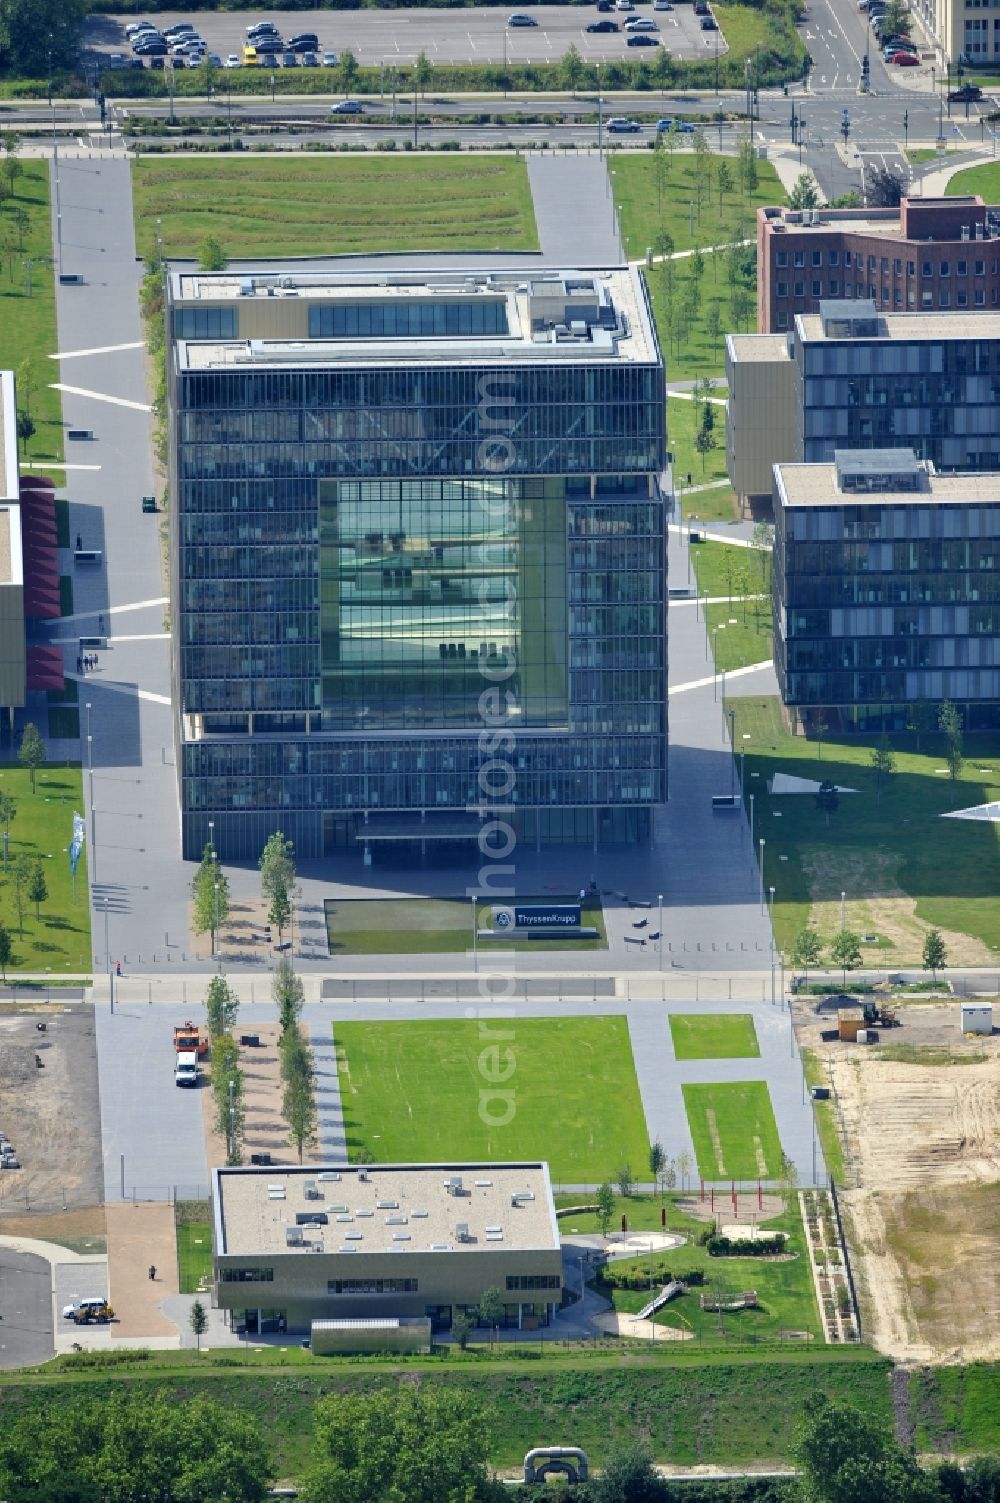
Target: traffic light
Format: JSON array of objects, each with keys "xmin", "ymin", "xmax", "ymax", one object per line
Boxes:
[
  {"xmin": 841, "ymin": 108, "xmax": 850, "ymax": 144},
  {"xmin": 861, "ymin": 53, "xmax": 870, "ymax": 79},
  {"xmin": 98, "ymin": 92, "xmax": 106, "ymax": 124},
  {"xmin": 790, "ymin": 108, "xmax": 798, "ymax": 143}
]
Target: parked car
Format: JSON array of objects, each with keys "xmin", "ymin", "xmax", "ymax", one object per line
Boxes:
[
  {"xmin": 331, "ymin": 99, "xmax": 364, "ymax": 112},
  {"xmin": 243, "ymin": 45, "xmax": 259, "ymax": 66},
  {"xmin": 247, "ymin": 22, "xmax": 279, "ymax": 37},
  {"xmin": 279, "ymin": 51, "xmax": 298, "ymax": 66},
  {"xmin": 616, "ymin": 0, "xmax": 635, "ymax": 10},
  {"xmin": 625, "ymin": 17, "xmax": 659, "ymax": 30},
  {"xmin": 322, "ymin": 51, "xmax": 339, "ymax": 65},
  {"xmin": 224, "ymin": 54, "xmax": 242, "ymax": 68},
  {"xmin": 164, "ymin": 23, "xmax": 195, "ymax": 38},
  {"xmin": 949, "ymin": 82, "xmax": 983, "ymax": 101},
  {"xmin": 653, "ymin": 0, "xmax": 674, "ymax": 9},
  {"xmin": 253, "ymin": 36, "xmax": 283, "ymax": 53},
  {"xmin": 586, "ymin": 19, "xmax": 620, "ymax": 31},
  {"xmin": 135, "ymin": 39, "xmax": 168, "ymax": 56},
  {"xmin": 627, "ymin": 32, "xmax": 660, "ymax": 44},
  {"xmin": 507, "ymin": 13, "xmax": 538, "ymax": 24},
  {"xmin": 891, "ymin": 49, "xmax": 920, "ymax": 63},
  {"xmin": 701, "ymin": 16, "xmax": 719, "ymax": 29},
  {"xmin": 694, "ymin": 1, "xmax": 710, "ymax": 13},
  {"xmin": 607, "ymin": 116, "xmax": 641, "ymax": 132},
  {"xmin": 125, "ymin": 21, "xmax": 157, "ymax": 35},
  {"xmin": 596, "ymin": 1, "xmax": 615, "ymax": 11},
  {"xmin": 62, "ymin": 1299, "xmax": 114, "ymax": 1324},
  {"xmin": 288, "ymin": 32, "xmax": 319, "ymax": 47},
  {"xmin": 106, "ymin": 53, "xmax": 126, "ymax": 69},
  {"xmin": 301, "ymin": 51, "xmax": 319, "ymax": 66}
]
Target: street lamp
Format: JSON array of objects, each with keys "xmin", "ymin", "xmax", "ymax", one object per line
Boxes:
[
  {"xmin": 840, "ymin": 890, "xmax": 846, "ymax": 930},
  {"xmin": 758, "ymin": 837, "xmax": 765, "ymax": 914},
  {"xmin": 104, "ymin": 897, "xmax": 113, "ymax": 1013},
  {"xmin": 728, "ymin": 707, "xmax": 736, "ymax": 794},
  {"xmin": 597, "ymin": 62, "xmax": 603, "ymax": 157},
  {"xmin": 749, "ymin": 791, "xmax": 754, "ymax": 850},
  {"xmin": 213, "ymin": 879, "xmax": 221, "ymax": 964},
  {"xmin": 657, "ymin": 892, "xmax": 663, "ymax": 969}
]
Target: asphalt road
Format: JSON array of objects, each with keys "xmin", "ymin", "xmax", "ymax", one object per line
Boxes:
[
  {"xmin": 0, "ymin": 1250, "xmax": 54, "ymax": 1368},
  {"xmin": 90, "ymin": 6, "xmax": 725, "ymax": 68}
]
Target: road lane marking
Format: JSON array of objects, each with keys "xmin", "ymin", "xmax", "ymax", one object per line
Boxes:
[
  {"xmin": 65, "ymin": 674, "xmax": 172, "ymax": 707},
  {"xmin": 50, "ymin": 382, "xmax": 152, "ymax": 413},
  {"xmin": 55, "ymin": 597, "xmax": 168, "ymax": 626},
  {"xmin": 23, "ymin": 461, "xmax": 101, "ymax": 471},
  {"xmin": 669, "ymin": 661, "xmax": 773, "ymax": 696},
  {"xmin": 50, "ymin": 341, "xmax": 145, "ymax": 361}
]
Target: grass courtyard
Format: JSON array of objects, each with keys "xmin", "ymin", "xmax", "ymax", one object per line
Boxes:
[
  {"xmin": 612, "ymin": 150, "xmax": 785, "ymax": 261},
  {"xmin": 670, "ymin": 1014, "xmax": 760, "ymax": 1061},
  {"xmin": 131, "ymin": 156, "xmax": 538, "ymax": 260},
  {"xmin": 682, "ymin": 1082, "xmax": 784, "ymax": 1180},
  {"xmin": 0, "ymin": 160, "xmax": 62, "ymax": 463},
  {"xmin": 176, "ymin": 1222, "xmax": 212, "ymax": 1295},
  {"xmin": 334, "ymin": 1016, "xmax": 648, "ymax": 1182},
  {"xmin": 0, "ymin": 764, "xmax": 91, "ymax": 972},
  {"xmin": 730, "ymin": 697, "xmax": 1000, "ymax": 962},
  {"xmin": 324, "ymin": 894, "xmax": 606, "ymax": 955}
]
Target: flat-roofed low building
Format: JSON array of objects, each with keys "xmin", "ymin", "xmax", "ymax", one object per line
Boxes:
[
  {"xmin": 772, "ymin": 448, "xmax": 1000, "ymax": 730},
  {"xmin": 212, "ymin": 1161, "xmax": 563, "ymax": 1337},
  {"xmin": 725, "ymin": 332, "xmax": 798, "ymax": 515},
  {"xmin": 0, "ymin": 372, "xmax": 25, "ymax": 717}
]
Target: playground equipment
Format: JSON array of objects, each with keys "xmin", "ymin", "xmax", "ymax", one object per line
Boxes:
[
  {"xmin": 636, "ymin": 1280, "xmax": 683, "ymax": 1321},
  {"xmin": 699, "ymin": 1290, "xmax": 758, "ymax": 1313}
]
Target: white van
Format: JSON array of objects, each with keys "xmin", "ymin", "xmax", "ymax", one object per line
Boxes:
[{"xmin": 175, "ymin": 1050, "xmax": 199, "ymax": 1087}]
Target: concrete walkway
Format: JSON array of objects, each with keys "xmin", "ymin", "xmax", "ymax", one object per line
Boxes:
[{"xmin": 525, "ymin": 152, "xmax": 621, "ymax": 263}]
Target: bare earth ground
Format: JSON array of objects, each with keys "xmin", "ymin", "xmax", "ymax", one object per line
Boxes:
[
  {"xmin": 799, "ymin": 849, "xmax": 994, "ymax": 966},
  {"xmin": 201, "ymin": 1022, "xmax": 315, "ymax": 1170},
  {"xmin": 189, "ymin": 896, "xmax": 300, "ymax": 967},
  {"xmin": 675, "ymin": 1192, "xmax": 785, "ymax": 1224},
  {"xmin": 105, "ymin": 1202, "xmax": 179, "ymax": 1338},
  {"xmin": 810, "ymin": 1005, "xmax": 1000, "ymax": 1363},
  {"xmin": 0, "ymin": 1007, "xmax": 103, "ymax": 1217}
]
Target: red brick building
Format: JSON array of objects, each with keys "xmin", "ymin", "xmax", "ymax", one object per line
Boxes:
[{"xmin": 757, "ymin": 196, "xmax": 1000, "ymax": 333}]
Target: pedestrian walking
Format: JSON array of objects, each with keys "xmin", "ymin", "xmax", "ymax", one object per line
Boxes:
[
  {"xmin": 77, "ymin": 655, "xmax": 83, "ymax": 675},
  {"xmin": 115, "ymin": 959, "xmax": 121, "ymax": 977},
  {"xmin": 98, "ymin": 613, "xmax": 106, "ymax": 634},
  {"xmin": 75, "ymin": 533, "xmax": 82, "ymax": 551},
  {"xmin": 148, "ymin": 1265, "xmax": 156, "ymax": 1281}
]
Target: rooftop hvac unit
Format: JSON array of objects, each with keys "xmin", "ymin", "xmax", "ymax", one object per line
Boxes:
[
  {"xmin": 304, "ymin": 1180, "xmax": 319, "ymax": 1199},
  {"xmin": 448, "ymin": 1175, "xmax": 464, "ymax": 1195},
  {"xmin": 455, "ymin": 1222, "xmax": 470, "ymax": 1242},
  {"xmin": 318, "ymin": 1172, "xmax": 341, "ymax": 1183},
  {"xmin": 285, "ymin": 1227, "xmax": 304, "ymax": 1247},
  {"xmin": 358, "ymin": 1168, "xmax": 369, "ymax": 1182}
]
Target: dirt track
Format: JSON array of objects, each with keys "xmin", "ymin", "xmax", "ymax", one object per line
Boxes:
[{"xmin": 815, "ymin": 1006, "xmax": 1000, "ymax": 1363}]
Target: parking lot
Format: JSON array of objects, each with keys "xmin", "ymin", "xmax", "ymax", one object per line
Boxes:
[{"xmin": 91, "ymin": 6, "xmax": 725, "ymax": 69}]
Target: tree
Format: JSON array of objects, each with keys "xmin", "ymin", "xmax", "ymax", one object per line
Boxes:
[
  {"xmin": 815, "ymin": 778, "xmax": 839, "ymax": 828},
  {"xmin": 10, "ymin": 854, "xmax": 30, "ymax": 935},
  {"xmin": 794, "ymin": 1394, "xmax": 940, "ymax": 1503},
  {"xmin": 788, "ymin": 171, "xmax": 820, "ymax": 210},
  {"xmin": 205, "ymin": 974, "xmax": 238, "ymax": 1041},
  {"xmin": 260, "ymin": 830, "xmax": 296, "ymax": 903},
  {"xmin": 695, "ymin": 423, "xmax": 716, "ymax": 473},
  {"xmin": 452, "ymin": 1309, "xmax": 472, "ymax": 1350},
  {"xmin": 273, "ymin": 956, "xmax": 304, "ymax": 1035},
  {"xmin": 879, "ymin": 0, "xmax": 913, "ymax": 38},
  {"xmin": 192, "ymin": 843, "xmax": 230, "ymax": 956},
  {"xmin": 596, "ymin": 1179, "xmax": 615, "ymax": 1236},
  {"xmin": 17, "ymin": 722, "xmax": 44, "ymax": 794},
  {"xmin": 477, "ymin": 1286, "xmax": 504, "ymax": 1345},
  {"xmin": 269, "ymin": 883, "xmax": 292, "ymax": 948},
  {"xmin": 592, "ymin": 1443, "xmax": 666, "ymax": 1503},
  {"xmin": 648, "ymin": 1139, "xmax": 665, "ymax": 1192},
  {"xmin": 791, "ymin": 927, "xmax": 823, "ymax": 982},
  {"xmin": 338, "ymin": 49, "xmax": 360, "ymax": 95},
  {"xmin": 0, "ymin": 923, "xmax": 11, "ymax": 980},
  {"xmin": 717, "ymin": 158, "xmax": 733, "ymax": 213},
  {"xmin": 730, "ymin": 285, "xmax": 754, "ymax": 331},
  {"xmin": 0, "ymin": 0, "xmax": 87, "ymax": 77},
  {"xmin": 778, "ymin": 1151, "xmax": 799, "ymax": 1196},
  {"xmin": 198, "ymin": 236, "xmax": 227, "ymax": 272},
  {"xmin": 751, "ymin": 520, "xmax": 774, "ymax": 578},
  {"xmin": 0, "ymin": 1389, "xmax": 272, "ymax": 1503},
  {"xmin": 26, "ymin": 859, "xmax": 46, "ymax": 921},
  {"xmin": 412, "ymin": 49, "xmax": 433, "ymax": 97},
  {"xmin": 189, "ymin": 1299, "xmax": 208, "ymax": 1351},
  {"xmin": 650, "ymin": 45, "xmax": 673, "ymax": 93},
  {"xmin": 282, "ymin": 1048, "xmax": 317, "ymax": 1162},
  {"xmin": 617, "ymin": 1162, "xmax": 635, "ymax": 1199},
  {"xmin": 737, "ymin": 130, "xmax": 758, "ymax": 196},
  {"xmin": 830, "ymin": 929, "xmax": 863, "ymax": 984},
  {"xmin": 905, "ymin": 697, "xmax": 936, "ymax": 752},
  {"xmin": 939, "ymin": 700, "xmax": 963, "ymax": 781},
  {"xmin": 560, "ymin": 43, "xmax": 585, "ymax": 94},
  {"xmin": 0, "ymin": 793, "xmax": 15, "ymax": 856},
  {"xmin": 10, "ymin": 205, "xmax": 27, "ymax": 253},
  {"xmin": 922, "ymin": 928, "xmax": 947, "ymax": 981},
  {"xmin": 705, "ymin": 299, "xmax": 723, "ymax": 356},
  {"xmin": 865, "ymin": 164, "xmax": 905, "ymax": 209},
  {"xmin": 870, "ymin": 733, "xmax": 896, "ymax": 806},
  {"xmin": 212, "ymin": 1033, "xmax": 245, "ymax": 1165},
  {"xmin": 15, "ymin": 410, "xmax": 33, "ymax": 454},
  {"xmin": 661, "ymin": 1156, "xmax": 677, "ymax": 1192},
  {"xmin": 302, "ymin": 1386, "xmax": 502, "ymax": 1503},
  {"xmin": 676, "ymin": 1147, "xmax": 692, "ymax": 1191},
  {"xmin": 652, "ymin": 128, "xmax": 669, "ymax": 212}
]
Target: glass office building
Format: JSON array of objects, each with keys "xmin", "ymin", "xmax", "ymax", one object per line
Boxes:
[
  {"xmin": 773, "ymin": 449, "xmax": 1000, "ymax": 730},
  {"xmin": 167, "ymin": 269, "xmax": 666, "ymax": 860}
]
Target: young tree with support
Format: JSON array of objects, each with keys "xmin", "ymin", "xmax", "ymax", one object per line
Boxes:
[
  {"xmin": 922, "ymin": 929, "xmax": 947, "ymax": 981},
  {"xmin": 791, "ymin": 927, "xmax": 823, "ymax": 983},
  {"xmin": 830, "ymin": 929, "xmax": 863, "ymax": 985},
  {"xmin": 17, "ymin": 722, "xmax": 44, "ymax": 792}
]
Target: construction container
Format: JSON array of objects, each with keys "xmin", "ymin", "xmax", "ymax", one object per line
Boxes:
[
  {"xmin": 960, "ymin": 1003, "xmax": 994, "ymax": 1036},
  {"xmin": 838, "ymin": 1008, "xmax": 866, "ymax": 1042}
]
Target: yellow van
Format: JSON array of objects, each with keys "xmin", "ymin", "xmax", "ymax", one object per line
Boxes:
[{"xmin": 243, "ymin": 45, "xmax": 259, "ymax": 66}]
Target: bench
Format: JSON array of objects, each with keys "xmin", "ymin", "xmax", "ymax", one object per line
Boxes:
[
  {"xmin": 141, "ymin": 495, "xmax": 157, "ymax": 514},
  {"xmin": 67, "ymin": 428, "xmax": 94, "ymax": 441},
  {"xmin": 711, "ymin": 794, "xmax": 739, "ymax": 810},
  {"xmin": 74, "ymin": 549, "xmax": 102, "ymax": 564}
]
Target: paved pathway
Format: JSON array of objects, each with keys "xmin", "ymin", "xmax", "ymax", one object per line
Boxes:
[{"xmin": 525, "ymin": 153, "xmax": 621, "ymax": 263}]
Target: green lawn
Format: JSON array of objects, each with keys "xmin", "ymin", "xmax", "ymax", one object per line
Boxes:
[
  {"xmin": 0, "ymin": 1350, "xmax": 893, "ymax": 1479},
  {"xmin": 0, "ymin": 160, "xmax": 62, "ymax": 462},
  {"xmin": 596, "ymin": 1195, "xmax": 821, "ymax": 1344},
  {"xmin": 682, "ymin": 1082, "xmax": 784, "ymax": 1180},
  {"xmin": 176, "ymin": 1223, "xmax": 212, "ymax": 1294},
  {"xmin": 0, "ymin": 764, "xmax": 90, "ymax": 972},
  {"xmin": 801, "ymin": 1051, "xmax": 846, "ymax": 1184},
  {"xmin": 132, "ymin": 156, "xmax": 538, "ymax": 259},
  {"xmin": 706, "ymin": 600, "xmax": 773, "ymax": 672},
  {"xmin": 946, "ymin": 161, "xmax": 1000, "ymax": 197},
  {"xmin": 335, "ymin": 1016, "xmax": 649, "ymax": 1181},
  {"xmin": 730, "ymin": 697, "xmax": 1000, "ymax": 960},
  {"xmin": 680, "ymin": 485, "xmax": 739, "ymax": 524},
  {"xmin": 612, "ymin": 150, "xmax": 785, "ymax": 260},
  {"xmin": 648, "ymin": 247, "xmax": 756, "ymax": 382},
  {"xmin": 324, "ymin": 893, "xmax": 606, "ymax": 955},
  {"xmin": 669, "ymin": 394, "xmax": 729, "ymax": 493},
  {"xmin": 692, "ymin": 538, "xmax": 772, "ymax": 601},
  {"xmin": 670, "ymin": 1014, "xmax": 760, "ymax": 1061},
  {"xmin": 910, "ymin": 1361, "xmax": 1000, "ymax": 1453}
]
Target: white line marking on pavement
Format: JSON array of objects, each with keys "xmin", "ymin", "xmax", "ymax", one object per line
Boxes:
[
  {"xmin": 50, "ymin": 341, "xmax": 145, "ymax": 361},
  {"xmin": 669, "ymin": 661, "xmax": 773, "ymax": 696},
  {"xmin": 668, "ymin": 525, "xmax": 759, "ymax": 549},
  {"xmin": 667, "ymin": 390, "xmax": 728, "ymax": 405},
  {"xmin": 56, "ymin": 596, "xmax": 168, "ymax": 627},
  {"xmin": 108, "ymin": 633, "xmax": 171, "ymax": 643},
  {"xmin": 23, "ymin": 461, "xmax": 101, "ymax": 471},
  {"xmin": 49, "ymin": 382, "xmax": 152, "ymax": 413},
  {"xmin": 65, "ymin": 674, "xmax": 171, "ymax": 707}
]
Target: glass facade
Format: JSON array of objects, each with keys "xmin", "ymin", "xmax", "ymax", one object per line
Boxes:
[
  {"xmin": 774, "ymin": 494, "xmax": 1000, "ymax": 724},
  {"xmin": 798, "ymin": 335, "xmax": 1000, "ymax": 470},
  {"xmin": 171, "ymin": 292, "xmax": 666, "ymax": 860}
]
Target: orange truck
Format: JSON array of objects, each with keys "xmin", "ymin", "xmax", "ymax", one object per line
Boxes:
[{"xmin": 173, "ymin": 1021, "xmax": 208, "ymax": 1058}]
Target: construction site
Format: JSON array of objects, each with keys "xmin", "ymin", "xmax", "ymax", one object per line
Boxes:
[{"xmin": 797, "ymin": 997, "xmax": 1000, "ymax": 1364}]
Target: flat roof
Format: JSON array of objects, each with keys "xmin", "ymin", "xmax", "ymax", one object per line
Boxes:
[
  {"xmin": 797, "ymin": 310, "xmax": 1000, "ymax": 343},
  {"xmin": 214, "ymin": 1161, "xmax": 560, "ymax": 1258},
  {"xmin": 0, "ymin": 371, "xmax": 17, "ymax": 505},
  {"xmin": 775, "ymin": 462, "xmax": 1000, "ymax": 507},
  {"xmin": 172, "ymin": 267, "xmax": 657, "ymax": 368},
  {"xmin": 727, "ymin": 333, "xmax": 792, "ymax": 364},
  {"xmin": 762, "ymin": 197, "xmax": 995, "ymax": 244}
]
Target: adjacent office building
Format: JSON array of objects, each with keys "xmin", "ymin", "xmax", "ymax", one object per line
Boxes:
[
  {"xmin": 211, "ymin": 1161, "xmax": 563, "ymax": 1337},
  {"xmin": 167, "ymin": 268, "xmax": 667, "ymax": 861},
  {"xmin": 727, "ymin": 299, "xmax": 1000, "ymax": 512},
  {"xmin": 772, "ymin": 448, "xmax": 1000, "ymax": 729},
  {"xmin": 757, "ymin": 198, "xmax": 1000, "ymax": 334}
]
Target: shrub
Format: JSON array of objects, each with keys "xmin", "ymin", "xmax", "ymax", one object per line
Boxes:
[{"xmin": 706, "ymin": 1233, "xmax": 787, "ymax": 1258}]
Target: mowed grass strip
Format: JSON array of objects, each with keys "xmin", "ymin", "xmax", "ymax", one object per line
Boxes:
[
  {"xmin": 669, "ymin": 1013, "xmax": 760, "ymax": 1061},
  {"xmin": 325, "ymin": 894, "xmax": 606, "ymax": 954},
  {"xmin": 0, "ymin": 160, "xmax": 62, "ymax": 462},
  {"xmin": 335, "ymin": 1016, "xmax": 649, "ymax": 1182},
  {"xmin": 683, "ymin": 1081, "xmax": 783, "ymax": 1180},
  {"xmin": 176, "ymin": 1222, "xmax": 212, "ymax": 1294},
  {"xmin": 0, "ymin": 764, "xmax": 91, "ymax": 972},
  {"xmin": 132, "ymin": 156, "xmax": 538, "ymax": 259}
]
